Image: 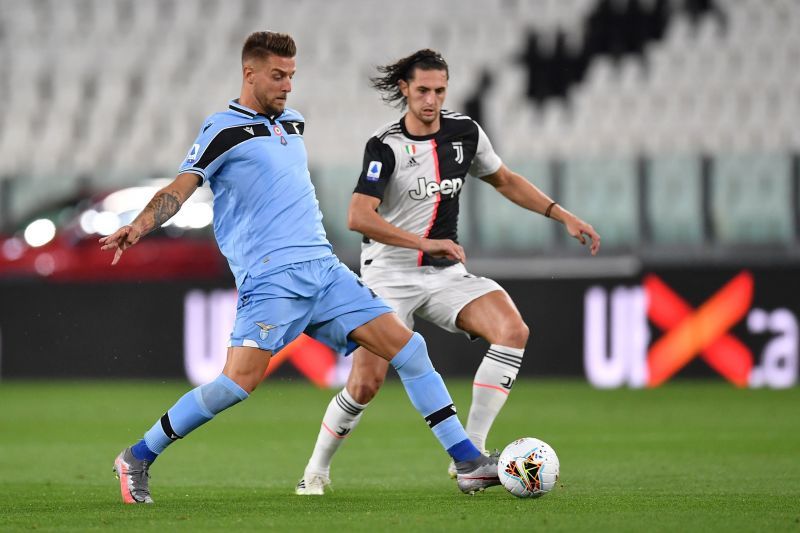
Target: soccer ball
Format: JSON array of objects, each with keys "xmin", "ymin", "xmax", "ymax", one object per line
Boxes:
[{"xmin": 497, "ymin": 437, "xmax": 560, "ymax": 498}]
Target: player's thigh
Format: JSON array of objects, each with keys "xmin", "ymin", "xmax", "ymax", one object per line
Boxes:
[
  {"xmin": 349, "ymin": 311, "xmax": 414, "ymax": 360},
  {"xmin": 455, "ymin": 289, "xmax": 527, "ymax": 345},
  {"xmin": 418, "ymin": 264, "xmax": 506, "ymax": 335}
]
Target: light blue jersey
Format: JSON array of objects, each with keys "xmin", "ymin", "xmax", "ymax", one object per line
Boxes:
[
  {"xmin": 179, "ymin": 99, "xmax": 392, "ymax": 355},
  {"xmin": 179, "ymin": 99, "xmax": 331, "ymax": 288}
]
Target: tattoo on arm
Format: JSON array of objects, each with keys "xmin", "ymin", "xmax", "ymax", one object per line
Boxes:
[{"xmin": 145, "ymin": 191, "xmax": 181, "ymax": 229}]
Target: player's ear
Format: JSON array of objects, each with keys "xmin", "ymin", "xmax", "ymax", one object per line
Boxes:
[
  {"xmin": 398, "ymin": 79, "xmax": 409, "ymax": 98},
  {"xmin": 242, "ymin": 62, "xmax": 256, "ymax": 85}
]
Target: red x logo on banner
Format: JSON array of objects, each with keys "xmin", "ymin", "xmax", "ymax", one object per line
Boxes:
[{"xmin": 644, "ymin": 271, "xmax": 754, "ymax": 387}]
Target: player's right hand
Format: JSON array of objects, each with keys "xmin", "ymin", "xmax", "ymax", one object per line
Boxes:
[
  {"xmin": 99, "ymin": 224, "xmax": 142, "ymax": 265},
  {"xmin": 420, "ymin": 238, "xmax": 466, "ymax": 263}
]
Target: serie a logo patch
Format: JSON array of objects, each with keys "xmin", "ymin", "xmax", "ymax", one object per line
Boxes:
[
  {"xmin": 366, "ymin": 161, "xmax": 382, "ymax": 181},
  {"xmin": 186, "ymin": 143, "xmax": 200, "ymax": 163}
]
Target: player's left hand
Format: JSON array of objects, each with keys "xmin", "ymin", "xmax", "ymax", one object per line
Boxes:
[
  {"xmin": 564, "ymin": 216, "xmax": 600, "ymax": 256},
  {"xmin": 420, "ymin": 237, "xmax": 466, "ymax": 263}
]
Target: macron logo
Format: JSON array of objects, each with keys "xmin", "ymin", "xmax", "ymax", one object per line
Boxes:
[
  {"xmin": 244, "ymin": 126, "xmax": 254, "ymax": 136},
  {"xmin": 366, "ymin": 161, "xmax": 382, "ymax": 182}
]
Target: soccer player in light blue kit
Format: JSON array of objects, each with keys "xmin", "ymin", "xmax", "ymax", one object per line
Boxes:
[{"xmin": 100, "ymin": 32, "xmax": 499, "ymax": 504}]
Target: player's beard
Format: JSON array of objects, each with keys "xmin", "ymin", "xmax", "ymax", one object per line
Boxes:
[
  {"xmin": 415, "ymin": 108, "xmax": 439, "ymax": 126},
  {"xmin": 419, "ymin": 114, "xmax": 437, "ymax": 125},
  {"xmin": 258, "ymin": 93, "xmax": 287, "ymax": 117}
]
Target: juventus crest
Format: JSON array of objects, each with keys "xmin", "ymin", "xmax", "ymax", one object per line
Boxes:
[{"xmin": 452, "ymin": 141, "xmax": 464, "ymax": 164}]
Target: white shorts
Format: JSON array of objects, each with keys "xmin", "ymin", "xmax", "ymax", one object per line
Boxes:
[{"xmin": 360, "ymin": 262, "xmax": 505, "ymax": 335}]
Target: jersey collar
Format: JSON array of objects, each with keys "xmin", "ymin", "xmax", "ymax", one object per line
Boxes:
[
  {"xmin": 399, "ymin": 114, "xmax": 443, "ymax": 141},
  {"xmin": 228, "ymin": 99, "xmax": 283, "ymax": 122}
]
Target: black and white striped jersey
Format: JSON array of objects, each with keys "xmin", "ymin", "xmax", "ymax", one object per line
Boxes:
[{"xmin": 354, "ymin": 110, "xmax": 502, "ymax": 268}]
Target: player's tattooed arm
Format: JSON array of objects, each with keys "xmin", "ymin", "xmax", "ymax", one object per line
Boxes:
[
  {"xmin": 99, "ymin": 172, "xmax": 200, "ymax": 265},
  {"xmin": 143, "ymin": 191, "xmax": 182, "ymax": 231}
]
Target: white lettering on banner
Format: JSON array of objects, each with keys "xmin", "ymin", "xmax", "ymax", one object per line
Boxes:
[
  {"xmin": 583, "ymin": 286, "xmax": 649, "ymax": 388},
  {"xmin": 584, "ymin": 284, "xmax": 799, "ymax": 389},
  {"xmin": 183, "ymin": 289, "xmax": 237, "ymax": 386},
  {"xmin": 747, "ymin": 308, "xmax": 798, "ymax": 388}
]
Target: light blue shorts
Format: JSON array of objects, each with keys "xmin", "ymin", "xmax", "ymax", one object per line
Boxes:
[{"xmin": 229, "ymin": 255, "xmax": 393, "ymax": 355}]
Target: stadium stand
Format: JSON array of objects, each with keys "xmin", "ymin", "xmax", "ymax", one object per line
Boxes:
[{"xmin": 0, "ymin": 0, "xmax": 798, "ymax": 256}]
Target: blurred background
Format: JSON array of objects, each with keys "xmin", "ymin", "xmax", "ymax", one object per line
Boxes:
[{"xmin": 0, "ymin": 0, "xmax": 797, "ymax": 389}]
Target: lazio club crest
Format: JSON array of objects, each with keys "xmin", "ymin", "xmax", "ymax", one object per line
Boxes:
[{"xmin": 255, "ymin": 322, "xmax": 277, "ymax": 340}]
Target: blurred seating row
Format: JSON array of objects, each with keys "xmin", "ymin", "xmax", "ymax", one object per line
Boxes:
[
  {"xmin": 0, "ymin": 0, "xmax": 798, "ymax": 252},
  {"xmin": 315, "ymin": 152, "xmax": 798, "ymax": 255}
]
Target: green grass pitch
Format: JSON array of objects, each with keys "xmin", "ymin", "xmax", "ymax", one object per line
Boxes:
[{"xmin": 0, "ymin": 379, "xmax": 798, "ymax": 532}]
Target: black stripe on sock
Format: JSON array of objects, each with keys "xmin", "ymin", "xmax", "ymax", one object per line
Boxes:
[
  {"xmin": 160, "ymin": 413, "xmax": 183, "ymax": 441},
  {"xmin": 335, "ymin": 393, "xmax": 362, "ymax": 416},
  {"xmin": 487, "ymin": 349, "xmax": 523, "ymax": 363},
  {"xmin": 486, "ymin": 353, "xmax": 522, "ymax": 370},
  {"xmin": 425, "ymin": 404, "xmax": 457, "ymax": 428},
  {"xmin": 337, "ymin": 391, "xmax": 365, "ymax": 412}
]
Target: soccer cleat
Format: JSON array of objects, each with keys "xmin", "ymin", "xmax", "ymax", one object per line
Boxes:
[
  {"xmin": 113, "ymin": 447, "xmax": 154, "ymax": 504},
  {"xmin": 295, "ymin": 472, "xmax": 331, "ymax": 496},
  {"xmin": 448, "ymin": 448, "xmax": 489, "ymax": 479},
  {"xmin": 455, "ymin": 452, "xmax": 501, "ymax": 494}
]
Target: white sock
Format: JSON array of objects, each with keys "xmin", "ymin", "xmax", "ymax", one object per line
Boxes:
[
  {"xmin": 467, "ymin": 344, "xmax": 524, "ymax": 451},
  {"xmin": 304, "ymin": 387, "xmax": 368, "ymax": 476}
]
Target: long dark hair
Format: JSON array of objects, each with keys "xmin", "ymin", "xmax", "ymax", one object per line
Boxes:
[{"xmin": 370, "ymin": 49, "xmax": 449, "ymax": 109}]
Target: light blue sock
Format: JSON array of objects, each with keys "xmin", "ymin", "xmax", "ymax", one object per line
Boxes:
[
  {"xmin": 137, "ymin": 374, "xmax": 249, "ymax": 459},
  {"xmin": 390, "ymin": 333, "xmax": 481, "ymax": 462}
]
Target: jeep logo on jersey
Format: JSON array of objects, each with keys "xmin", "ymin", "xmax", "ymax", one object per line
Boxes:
[{"xmin": 408, "ymin": 176, "xmax": 464, "ymax": 200}]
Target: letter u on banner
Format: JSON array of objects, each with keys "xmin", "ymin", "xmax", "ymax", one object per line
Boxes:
[
  {"xmin": 183, "ymin": 289, "xmax": 238, "ymax": 386},
  {"xmin": 584, "ymin": 286, "xmax": 649, "ymax": 388}
]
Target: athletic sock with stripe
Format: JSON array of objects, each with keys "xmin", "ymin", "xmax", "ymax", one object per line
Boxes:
[
  {"xmin": 390, "ymin": 333, "xmax": 481, "ymax": 462},
  {"xmin": 130, "ymin": 374, "xmax": 249, "ymax": 462},
  {"xmin": 303, "ymin": 387, "xmax": 367, "ymax": 476},
  {"xmin": 467, "ymin": 344, "xmax": 523, "ymax": 451}
]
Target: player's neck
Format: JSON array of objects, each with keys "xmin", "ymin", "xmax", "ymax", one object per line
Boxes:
[
  {"xmin": 238, "ymin": 94, "xmax": 266, "ymax": 115},
  {"xmin": 403, "ymin": 113, "xmax": 440, "ymax": 137}
]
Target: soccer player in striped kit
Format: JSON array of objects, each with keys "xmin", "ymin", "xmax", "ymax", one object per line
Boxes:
[{"xmin": 296, "ymin": 49, "xmax": 600, "ymax": 494}]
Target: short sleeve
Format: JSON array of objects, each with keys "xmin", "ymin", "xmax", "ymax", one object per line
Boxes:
[
  {"xmin": 353, "ymin": 137, "xmax": 396, "ymax": 200},
  {"xmin": 468, "ymin": 122, "xmax": 502, "ymax": 178},
  {"xmin": 178, "ymin": 117, "xmax": 228, "ymax": 184}
]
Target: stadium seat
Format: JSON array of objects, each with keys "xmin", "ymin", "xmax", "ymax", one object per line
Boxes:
[
  {"xmin": 474, "ymin": 159, "xmax": 555, "ymax": 251},
  {"xmin": 646, "ymin": 155, "xmax": 704, "ymax": 244},
  {"xmin": 561, "ymin": 157, "xmax": 639, "ymax": 247},
  {"xmin": 711, "ymin": 153, "xmax": 794, "ymax": 244}
]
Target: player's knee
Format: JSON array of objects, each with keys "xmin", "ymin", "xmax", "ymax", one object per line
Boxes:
[
  {"xmin": 389, "ymin": 332, "xmax": 433, "ymax": 380},
  {"xmin": 223, "ymin": 370, "xmax": 261, "ymax": 394},
  {"xmin": 348, "ymin": 375, "xmax": 384, "ymax": 404},
  {"xmin": 497, "ymin": 319, "xmax": 529, "ymax": 348},
  {"xmin": 348, "ymin": 361, "xmax": 388, "ymax": 403},
  {"xmin": 199, "ymin": 374, "xmax": 250, "ymax": 414}
]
